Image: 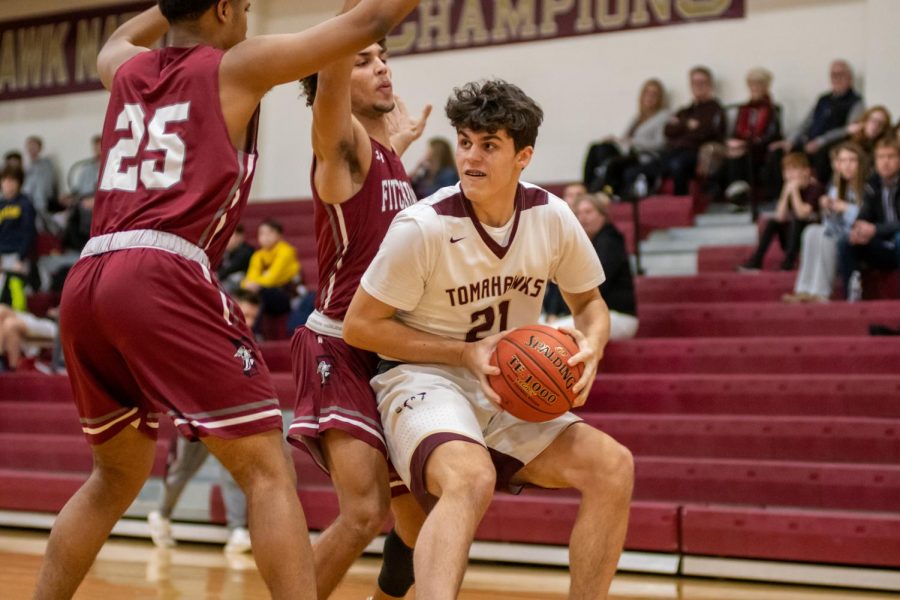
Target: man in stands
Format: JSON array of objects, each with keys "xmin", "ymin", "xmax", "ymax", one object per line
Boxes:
[
  {"xmin": 31, "ymin": 0, "xmax": 419, "ymax": 597},
  {"xmin": 660, "ymin": 66, "xmax": 726, "ymax": 195},
  {"xmin": 768, "ymin": 60, "xmax": 864, "ymax": 190}
]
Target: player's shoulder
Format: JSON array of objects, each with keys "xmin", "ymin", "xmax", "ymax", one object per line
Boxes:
[
  {"xmin": 404, "ymin": 183, "xmax": 465, "ymax": 221},
  {"xmin": 519, "ymin": 181, "xmax": 575, "ymax": 224}
]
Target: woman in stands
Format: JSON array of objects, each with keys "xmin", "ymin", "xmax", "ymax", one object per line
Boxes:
[
  {"xmin": 411, "ymin": 136, "xmax": 459, "ymax": 199},
  {"xmin": 784, "ymin": 141, "xmax": 868, "ymax": 303},
  {"xmin": 582, "ymin": 78, "xmax": 669, "ymax": 195},
  {"xmin": 713, "ymin": 68, "xmax": 782, "ymax": 207},
  {"xmin": 846, "ymin": 106, "xmax": 893, "ymax": 165}
]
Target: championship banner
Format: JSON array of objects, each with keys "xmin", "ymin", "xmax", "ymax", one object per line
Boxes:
[
  {"xmin": 388, "ymin": 0, "xmax": 745, "ymax": 56},
  {"xmin": 0, "ymin": 2, "xmax": 153, "ymax": 102}
]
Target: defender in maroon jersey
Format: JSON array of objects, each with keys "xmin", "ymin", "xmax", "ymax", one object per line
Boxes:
[
  {"xmin": 288, "ymin": 43, "xmax": 429, "ymax": 598},
  {"xmin": 32, "ymin": 1, "xmax": 419, "ymax": 598}
]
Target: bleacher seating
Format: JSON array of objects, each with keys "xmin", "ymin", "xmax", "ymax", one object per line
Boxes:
[{"xmin": 2, "ymin": 196, "xmax": 899, "ymax": 574}]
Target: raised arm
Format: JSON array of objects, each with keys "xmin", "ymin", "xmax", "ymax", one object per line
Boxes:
[
  {"xmin": 221, "ymin": 0, "xmax": 417, "ymax": 98},
  {"xmin": 97, "ymin": 7, "xmax": 169, "ymax": 89}
]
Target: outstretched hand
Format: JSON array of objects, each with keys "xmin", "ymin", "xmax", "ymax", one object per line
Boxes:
[{"xmin": 387, "ymin": 95, "xmax": 432, "ymax": 157}]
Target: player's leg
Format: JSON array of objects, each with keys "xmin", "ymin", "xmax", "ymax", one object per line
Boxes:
[
  {"xmin": 150, "ymin": 436, "xmax": 210, "ymax": 547},
  {"xmin": 313, "ymin": 429, "xmax": 392, "ymax": 598},
  {"xmin": 415, "ymin": 440, "xmax": 496, "ymax": 600},
  {"xmin": 1, "ymin": 314, "xmax": 25, "ymax": 368},
  {"xmin": 514, "ymin": 423, "xmax": 633, "ymax": 599},
  {"xmin": 373, "ymin": 492, "xmax": 426, "ymax": 600},
  {"xmin": 203, "ymin": 431, "xmax": 316, "ymax": 600},
  {"xmin": 33, "ymin": 425, "xmax": 157, "ymax": 599}
]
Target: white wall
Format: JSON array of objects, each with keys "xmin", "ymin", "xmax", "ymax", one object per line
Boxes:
[{"xmin": 0, "ymin": 0, "xmax": 897, "ymax": 200}]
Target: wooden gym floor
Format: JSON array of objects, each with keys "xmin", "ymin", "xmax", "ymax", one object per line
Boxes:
[{"xmin": 2, "ymin": 529, "xmax": 896, "ymax": 599}]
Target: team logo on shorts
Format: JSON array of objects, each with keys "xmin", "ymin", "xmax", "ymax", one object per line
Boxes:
[
  {"xmin": 230, "ymin": 338, "xmax": 260, "ymax": 377},
  {"xmin": 316, "ymin": 355, "xmax": 333, "ymax": 385}
]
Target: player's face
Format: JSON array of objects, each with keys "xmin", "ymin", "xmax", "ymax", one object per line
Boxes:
[
  {"xmin": 351, "ymin": 44, "xmax": 394, "ymax": 117},
  {"xmin": 455, "ymin": 128, "xmax": 532, "ymax": 204}
]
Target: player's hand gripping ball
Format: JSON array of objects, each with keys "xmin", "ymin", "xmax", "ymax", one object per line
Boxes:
[{"xmin": 488, "ymin": 325, "xmax": 584, "ymax": 422}]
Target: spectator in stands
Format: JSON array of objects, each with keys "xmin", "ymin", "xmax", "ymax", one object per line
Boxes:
[
  {"xmin": 62, "ymin": 135, "xmax": 102, "ymax": 207},
  {"xmin": 148, "ymin": 288, "xmax": 259, "ymax": 552},
  {"xmin": 241, "ymin": 218, "xmax": 300, "ymax": 320},
  {"xmin": 766, "ymin": 60, "xmax": 864, "ymax": 192},
  {"xmin": 21, "ymin": 136, "xmax": 59, "ymax": 233},
  {"xmin": 411, "ymin": 136, "xmax": 458, "ymax": 199},
  {"xmin": 658, "ymin": 67, "xmax": 726, "ymax": 196},
  {"xmin": 0, "ymin": 303, "xmax": 57, "ymax": 372},
  {"xmin": 3, "ymin": 151, "xmax": 22, "ymax": 171},
  {"xmin": 562, "ymin": 182, "xmax": 587, "ymax": 209},
  {"xmin": 785, "ymin": 142, "xmax": 867, "ymax": 303},
  {"xmin": 544, "ymin": 193, "xmax": 638, "ymax": 339},
  {"xmin": 740, "ymin": 153, "xmax": 824, "ymax": 271},
  {"xmin": 218, "ymin": 224, "xmax": 255, "ymax": 294},
  {"xmin": 712, "ymin": 68, "xmax": 782, "ymax": 206},
  {"xmin": 845, "ymin": 106, "xmax": 893, "ymax": 165},
  {"xmin": 582, "ymin": 78, "xmax": 669, "ymax": 195},
  {"xmin": 837, "ymin": 137, "xmax": 900, "ymax": 297},
  {"xmin": 895, "ymin": 121, "xmax": 900, "ymax": 143},
  {"xmin": 0, "ymin": 166, "xmax": 36, "ymax": 309}
]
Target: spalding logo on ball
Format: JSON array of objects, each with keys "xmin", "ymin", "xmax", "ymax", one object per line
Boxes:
[{"xmin": 488, "ymin": 325, "xmax": 584, "ymax": 422}]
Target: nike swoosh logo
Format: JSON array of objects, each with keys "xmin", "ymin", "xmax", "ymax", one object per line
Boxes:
[{"xmin": 450, "ymin": 237, "xmax": 465, "ymax": 244}]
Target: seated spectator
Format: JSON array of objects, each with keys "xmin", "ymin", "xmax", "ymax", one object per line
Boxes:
[
  {"xmin": 710, "ymin": 68, "xmax": 782, "ymax": 206},
  {"xmin": 241, "ymin": 218, "xmax": 299, "ymax": 319},
  {"xmin": 658, "ymin": 66, "xmax": 726, "ymax": 196},
  {"xmin": 21, "ymin": 136, "xmax": 60, "ymax": 233},
  {"xmin": 233, "ymin": 287, "xmax": 261, "ymax": 330},
  {"xmin": 0, "ymin": 166, "xmax": 36, "ymax": 308},
  {"xmin": 895, "ymin": 121, "xmax": 900, "ymax": 143},
  {"xmin": 766, "ymin": 60, "xmax": 864, "ymax": 194},
  {"xmin": 845, "ymin": 106, "xmax": 892, "ymax": 166},
  {"xmin": 411, "ymin": 137, "xmax": 458, "ymax": 199},
  {"xmin": 561, "ymin": 182, "xmax": 587, "ymax": 209},
  {"xmin": 785, "ymin": 142, "xmax": 867, "ymax": 303},
  {"xmin": 740, "ymin": 153, "xmax": 824, "ymax": 271},
  {"xmin": 582, "ymin": 78, "xmax": 669, "ymax": 195},
  {"xmin": 3, "ymin": 151, "xmax": 22, "ymax": 171},
  {"xmin": 837, "ymin": 138, "xmax": 900, "ymax": 297},
  {"xmin": 544, "ymin": 193, "xmax": 638, "ymax": 339},
  {"xmin": 218, "ymin": 224, "xmax": 255, "ymax": 294},
  {"xmin": 0, "ymin": 303, "xmax": 57, "ymax": 372},
  {"xmin": 61, "ymin": 135, "xmax": 102, "ymax": 208}
]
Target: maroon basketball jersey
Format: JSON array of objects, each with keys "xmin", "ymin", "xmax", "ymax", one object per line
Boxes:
[
  {"xmin": 93, "ymin": 46, "xmax": 259, "ymax": 268},
  {"xmin": 313, "ymin": 138, "xmax": 416, "ymax": 320}
]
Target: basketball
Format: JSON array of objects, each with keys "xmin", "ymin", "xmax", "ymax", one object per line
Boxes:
[{"xmin": 488, "ymin": 325, "xmax": 584, "ymax": 422}]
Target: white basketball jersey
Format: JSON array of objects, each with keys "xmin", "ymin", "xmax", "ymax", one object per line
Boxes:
[{"xmin": 361, "ymin": 182, "xmax": 605, "ymax": 342}]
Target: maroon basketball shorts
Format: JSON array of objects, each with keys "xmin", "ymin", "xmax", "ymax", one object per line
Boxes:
[
  {"xmin": 62, "ymin": 246, "xmax": 282, "ymax": 445},
  {"xmin": 287, "ymin": 325, "xmax": 386, "ymax": 461}
]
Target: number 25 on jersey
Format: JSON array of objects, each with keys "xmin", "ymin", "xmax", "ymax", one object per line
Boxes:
[{"xmin": 99, "ymin": 102, "xmax": 190, "ymax": 192}]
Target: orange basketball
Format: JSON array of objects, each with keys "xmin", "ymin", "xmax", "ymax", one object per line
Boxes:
[{"xmin": 488, "ymin": 325, "xmax": 584, "ymax": 422}]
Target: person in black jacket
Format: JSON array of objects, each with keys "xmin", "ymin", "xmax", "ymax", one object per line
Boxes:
[
  {"xmin": 217, "ymin": 223, "xmax": 256, "ymax": 294},
  {"xmin": 837, "ymin": 138, "xmax": 900, "ymax": 297},
  {"xmin": 544, "ymin": 193, "xmax": 639, "ymax": 339}
]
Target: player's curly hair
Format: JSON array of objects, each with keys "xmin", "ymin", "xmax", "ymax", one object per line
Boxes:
[
  {"xmin": 158, "ymin": 0, "xmax": 222, "ymax": 23},
  {"xmin": 299, "ymin": 40, "xmax": 387, "ymax": 108},
  {"xmin": 445, "ymin": 80, "xmax": 543, "ymax": 152}
]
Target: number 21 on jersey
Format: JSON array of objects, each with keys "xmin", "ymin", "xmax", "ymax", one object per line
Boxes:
[{"xmin": 99, "ymin": 102, "xmax": 190, "ymax": 192}]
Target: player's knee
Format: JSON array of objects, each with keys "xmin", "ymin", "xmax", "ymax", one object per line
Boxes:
[
  {"xmin": 378, "ymin": 528, "xmax": 415, "ymax": 598},
  {"xmin": 573, "ymin": 438, "xmax": 634, "ymax": 495},
  {"xmin": 342, "ymin": 491, "xmax": 390, "ymax": 541},
  {"xmin": 436, "ymin": 460, "xmax": 496, "ymax": 508}
]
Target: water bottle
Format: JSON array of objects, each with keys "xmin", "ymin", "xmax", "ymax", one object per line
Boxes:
[
  {"xmin": 848, "ymin": 270, "xmax": 862, "ymax": 303},
  {"xmin": 634, "ymin": 173, "xmax": 648, "ymax": 199}
]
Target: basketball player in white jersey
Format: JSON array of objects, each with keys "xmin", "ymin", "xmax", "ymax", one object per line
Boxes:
[
  {"xmin": 290, "ymin": 26, "xmax": 429, "ymax": 599},
  {"xmin": 344, "ymin": 80, "xmax": 634, "ymax": 599}
]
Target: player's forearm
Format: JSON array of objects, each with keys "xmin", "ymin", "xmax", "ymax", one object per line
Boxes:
[
  {"xmin": 344, "ymin": 315, "xmax": 467, "ymax": 367},
  {"xmin": 572, "ymin": 295, "xmax": 611, "ymax": 358}
]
